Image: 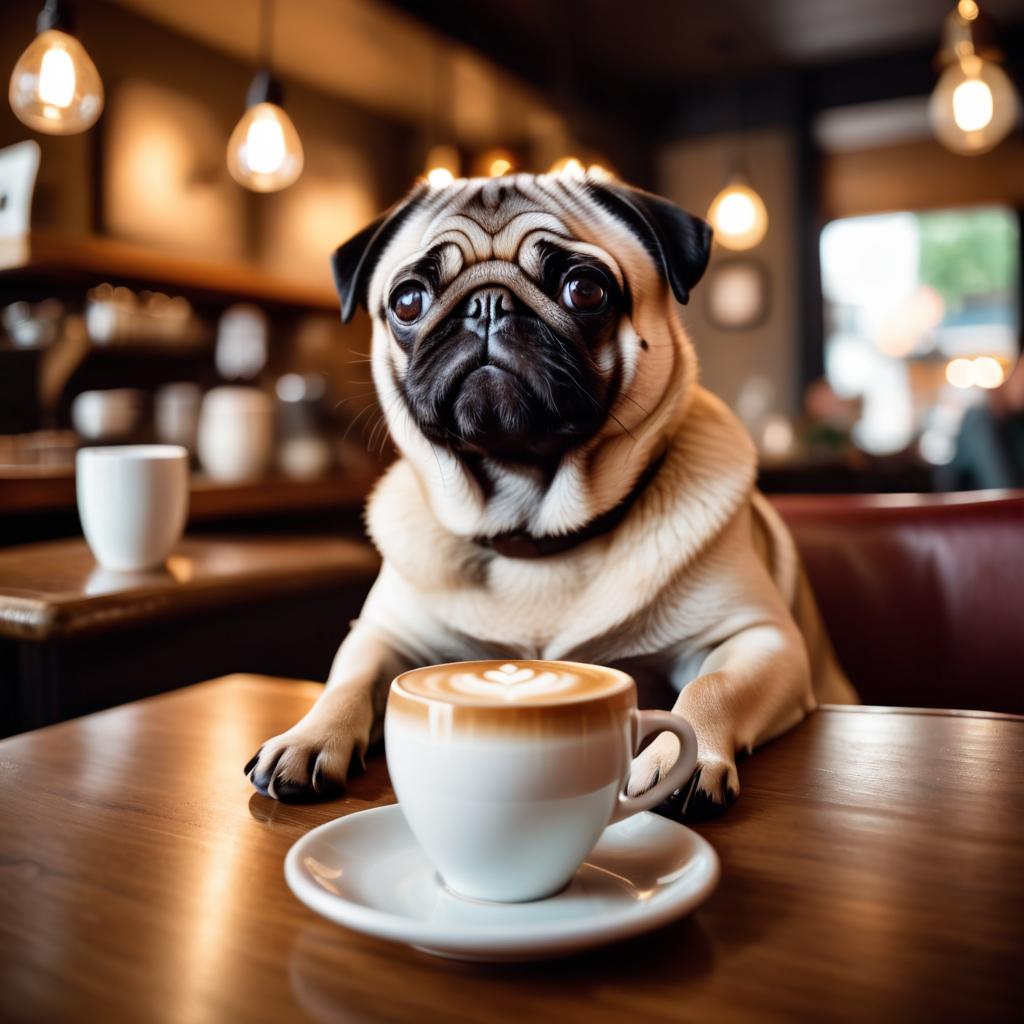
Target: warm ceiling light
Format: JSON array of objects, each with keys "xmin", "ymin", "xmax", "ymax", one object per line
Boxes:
[
  {"xmin": 707, "ymin": 177, "xmax": 769, "ymax": 251},
  {"xmin": 549, "ymin": 156, "xmax": 584, "ymax": 175},
  {"xmin": 945, "ymin": 357, "xmax": 975, "ymax": 388},
  {"xmin": 9, "ymin": 0, "xmax": 103, "ymax": 135},
  {"xmin": 473, "ymin": 148, "xmax": 515, "ymax": 178},
  {"xmin": 945, "ymin": 355, "xmax": 1006, "ymax": 389},
  {"xmin": 228, "ymin": 0, "xmax": 303, "ymax": 193},
  {"xmin": 930, "ymin": 1, "xmax": 1020, "ymax": 155},
  {"xmin": 227, "ymin": 72, "xmax": 303, "ymax": 193},
  {"xmin": 424, "ymin": 143, "xmax": 460, "ymax": 188}
]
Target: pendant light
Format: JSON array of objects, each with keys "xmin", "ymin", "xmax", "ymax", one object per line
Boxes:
[
  {"xmin": 227, "ymin": 0, "xmax": 303, "ymax": 193},
  {"xmin": 930, "ymin": 1, "xmax": 1020, "ymax": 155},
  {"xmin": 9, "ymin": 0, "xmax": 103, "ymax": 135},
  {"xmin": 706, "ymin": 81, "xmax": 768, "ymax": 251}
]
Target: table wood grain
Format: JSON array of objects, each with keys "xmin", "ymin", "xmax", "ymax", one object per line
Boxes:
[
  {"xmin": 0, "ymin": 535, "xmax": 379, "ymax": 641},
  {"xmin": 0, "ymin": 675, "xmax": 1021, "ymax": 1023}
]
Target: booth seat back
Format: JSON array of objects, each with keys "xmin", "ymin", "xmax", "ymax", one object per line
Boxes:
[{"xmin": 772, "ymin": 491, "xmax": 1024, "ymax": 714}]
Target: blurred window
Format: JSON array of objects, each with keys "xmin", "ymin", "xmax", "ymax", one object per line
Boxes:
[{"xmin": 820, "ymin": 207, "xmax": 1019, "ymax": 464}]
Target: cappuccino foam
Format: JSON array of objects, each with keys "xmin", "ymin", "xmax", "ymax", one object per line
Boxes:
[{"xmin": 395, "ymin": 660, "xmax": 629, "ymax": 707}]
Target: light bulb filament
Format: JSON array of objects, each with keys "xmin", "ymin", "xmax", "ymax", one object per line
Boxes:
[
  {"xmin": 38, "ymin": 44, "xmax": 75, "ymax": 108},
  {"xmin": 716, "ymin": 192, "xmax": 757, "ymax": 235},
  {"xmin": 952, "ymin": 76, "xmax": 994, "ymax": 132},
  {"xmin": 245, "ymin": 115, "xmax": 286, "ymax": 174}
]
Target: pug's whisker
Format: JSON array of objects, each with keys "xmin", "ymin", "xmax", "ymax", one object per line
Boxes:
[
  {"xmin": 332, "ymin": 391, "xmax": 377, "ymax": 411},
  {"xmin": 340, "ymin": 403, "xmax": 380, "ymax": 445}
]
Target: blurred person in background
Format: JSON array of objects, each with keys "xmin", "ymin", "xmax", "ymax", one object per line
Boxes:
[{"xmin": 940, "ymin": 354, "xmax": 1024, "ymax": 490}]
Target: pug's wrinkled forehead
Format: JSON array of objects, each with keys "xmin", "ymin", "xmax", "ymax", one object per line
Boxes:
[{"xmin": 332, "ymin": 172, "xmax": 713, "ymax": 329}]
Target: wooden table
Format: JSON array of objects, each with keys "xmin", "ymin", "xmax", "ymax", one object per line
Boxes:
[
  {"xmin": 0, "ymin": 540, "xmax": 377, "ymax": 736},
  {"xmin": 0, "ymin": 675, "xmax": 1020, "ymax": 1023}
]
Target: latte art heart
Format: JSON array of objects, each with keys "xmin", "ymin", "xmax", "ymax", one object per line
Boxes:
[
  {"xmin": 398, "ymin": 660, "xmax": 624, "ymax": 706},
  {"xmin": 451, "ymin": 665, "xmax": 576, "ymax": 701},
  {"xmin": 482, "ymin": 665, "xmax": 536, "ymax": 687}
]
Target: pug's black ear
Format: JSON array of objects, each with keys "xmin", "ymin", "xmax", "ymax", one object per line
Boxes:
[
  {"xmin": 331, "ymin": 187, "xmax": 425, "ymax": 323},
  {"xmin": 585, "ymin": 181, "xmax": 713, "ymax": 304}
]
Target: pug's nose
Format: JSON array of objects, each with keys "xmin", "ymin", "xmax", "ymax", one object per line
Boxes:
[{"xmin": 462, "ymin": 287, "xmax": 516, "ymax": 344}]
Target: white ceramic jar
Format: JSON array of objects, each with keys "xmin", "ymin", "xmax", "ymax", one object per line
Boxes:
[{"xmin": 197, "ymin": 386, "xmax": 274, "ymax": 482}]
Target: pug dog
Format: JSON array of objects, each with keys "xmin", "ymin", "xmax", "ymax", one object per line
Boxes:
[{"xmin": 244, "ymin": 169, "xmax": 857, "ymax": 816}]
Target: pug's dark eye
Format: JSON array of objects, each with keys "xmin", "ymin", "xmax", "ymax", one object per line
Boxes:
[
  {"xmin": 390, "ymin": 285, "xmax": 428, "ymax": 324},
  {"xmin": 561, "ymin": 274, "xmax": 607, "ymax": 313}
]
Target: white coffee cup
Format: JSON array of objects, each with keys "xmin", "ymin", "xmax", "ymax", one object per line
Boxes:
[
  {"xmin": 385, "ymin": 659, "xmax": 697, "ymax": 903},
  {"xmin": 197, "ymin": 386, "xmax": 273, "ymax": 482},
  {"xmin": 76, "ymin": 445, "xmax": 189, "ymax": 571}
]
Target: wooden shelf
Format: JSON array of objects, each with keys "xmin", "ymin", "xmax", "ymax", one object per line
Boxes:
[
  {"xmin": 0, "ymin": 232, "xmax": 340, "ymax": 311},
  {"xmin": 0, "ymin": 534, "xmax": 381, "ymax": 641},
  {"xmin": 0, "ymin": 467, "xmax": 380, "ymax": 521}
]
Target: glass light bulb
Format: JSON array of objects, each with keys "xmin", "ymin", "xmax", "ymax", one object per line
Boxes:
[
  {"xmin": 930, "ymin": 57, "xmax": 1020, "ymax": 155},
  {"xmin": 707, "ymin": 180, "xmax": 769, "ymax": 250},
  {"xmin": 227, "ymin": 102, "xmax": 303, "ymax": 192},
  {"xmin": 9, "ymin": 29, "xmax": 103, "ymax": 135}
]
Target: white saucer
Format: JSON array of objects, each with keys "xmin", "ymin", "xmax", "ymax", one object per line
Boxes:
[{"xmin": 284, "ymin": 803, "xmax": 720, "ymax": 962}]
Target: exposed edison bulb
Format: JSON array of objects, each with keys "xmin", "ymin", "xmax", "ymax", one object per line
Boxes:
[
  {"xmin": 931, "ymin": 56, "xmax": 1019, "ymax": 154},
  {"xmin": 424, "ymin": 144, "xmax": 460, "ymax": 188},
  {"xmin": 707, "ymin": 179, "xmax": 769, "ymax": 250},
  {"xmin": 227, "ymin": 101, "xmax": 303, "ymax": 192},
  {"xmin": 9, "ymin": 29, "xmax": 103, "ymax": 134}
]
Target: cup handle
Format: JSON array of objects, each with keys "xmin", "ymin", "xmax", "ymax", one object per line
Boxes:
[{"xmin": 609, "ymin": 710, "xmax": 698, "ymax": 824}]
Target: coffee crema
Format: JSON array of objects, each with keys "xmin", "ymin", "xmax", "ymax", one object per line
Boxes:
[{"xmin": 393, "ymin": 660, "xmax": 631, "ymax": 707}]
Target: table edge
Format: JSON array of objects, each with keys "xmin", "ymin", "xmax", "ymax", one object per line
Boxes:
[{"xmin": 820, "ymin": 703, "xmax": 1024, "ymax": 722}]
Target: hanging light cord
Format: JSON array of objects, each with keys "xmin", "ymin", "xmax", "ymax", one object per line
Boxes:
[{"xmin": 259, "ymin": 0, "xmax": 274, "ymax": 71}]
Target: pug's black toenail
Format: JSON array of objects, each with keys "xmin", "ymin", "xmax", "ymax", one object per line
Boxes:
[
  {"xmin": 275, "ymin": 775, "xmax": 344, "ymax": 803},
  {"xmin": 251, "ymin": 750, "xmax": 283, "ymax": 795},
  {"xmin": 681, "ymin": 786, "xmax": 731, "ymax": 822},
  {"xmin": 654, "ymin": 767, "xmax": 701, "ymax": 820},
  {"xmin": 243, "ymin": 749, "xmax": 261, "ymax": 777}
]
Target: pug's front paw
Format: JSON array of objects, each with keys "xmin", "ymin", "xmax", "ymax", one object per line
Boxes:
[
  {"xmin": 244, "ymin": 690, "xmax": 375, "ymax": 802},
  {"xmin": 628, "ymin": 732, "xmax": 739, "ymax": 822}
]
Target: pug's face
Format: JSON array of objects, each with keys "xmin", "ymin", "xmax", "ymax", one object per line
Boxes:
[{"xmin": 332, "ymin": 172, "xmax": 712, "ymax": 466}]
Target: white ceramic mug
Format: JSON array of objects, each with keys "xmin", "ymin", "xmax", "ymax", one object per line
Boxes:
[
  {"xmin": 76, "ymin": 445, "xmax": 189, "ymax": 571},
  {"xmin": 385, "ymin": 659, "xmax": 697, "ymax": 903},
  {"xmin": 197, "ymin": 386, "xmax": 274, "ymax": 482}
]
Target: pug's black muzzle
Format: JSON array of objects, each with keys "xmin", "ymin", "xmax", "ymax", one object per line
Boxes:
[{"xmin": 402, "ymin": 286, "xmax": 611, "ymax": 462}]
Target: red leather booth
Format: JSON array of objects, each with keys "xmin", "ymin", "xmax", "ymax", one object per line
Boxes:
[{"xmin": 773, "ymin": 490, "xmax": 1024, "ymax": 715}]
